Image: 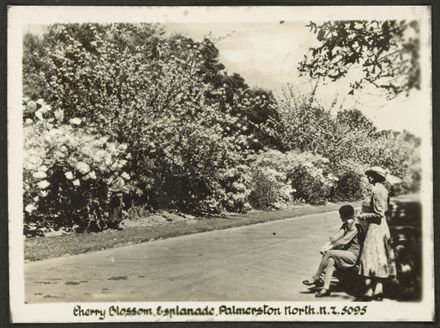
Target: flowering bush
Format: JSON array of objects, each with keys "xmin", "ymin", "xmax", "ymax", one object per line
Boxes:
[
  {"xmin": 249, "ymin": 150, "xmax": 337, "ymax": 208},
  {"xmin": 249, "ymin": 167, "xmax": 293, "ymax": 209},
  {"xmin": 215, "ymin": 165, "xmax": 252, "ymax": 213},
  {"xmin": 23, "ymin": 99, "xmax": 131, "ymax": 235},
  {"xmin": 286, "ymin": 153, "xmax": 338, "ymax": 205}
]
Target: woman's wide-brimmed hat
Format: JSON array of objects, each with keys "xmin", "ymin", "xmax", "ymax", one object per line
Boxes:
[{"xmin": 365, "ymin": 166, "xmax": 387, "ymax": 179}]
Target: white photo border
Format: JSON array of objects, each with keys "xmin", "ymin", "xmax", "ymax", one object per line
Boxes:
[{"xmin": 8, "ymin": 5, "xmax": 434, "ymax": 323}]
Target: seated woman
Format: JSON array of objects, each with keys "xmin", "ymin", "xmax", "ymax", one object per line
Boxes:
[{"xmin": 302, "ymin": 205, "xmax": 363, "ymax": 297}]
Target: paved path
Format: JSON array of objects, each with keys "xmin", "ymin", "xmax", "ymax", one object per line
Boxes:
[{"xmin": 25, "ymin": 211, "xmax": 359, "ymax": 303}]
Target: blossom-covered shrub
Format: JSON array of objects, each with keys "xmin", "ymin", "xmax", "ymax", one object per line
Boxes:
[
  {"xmin": 249, "ymin": 150, "xmax": 337, "ymax": 208},
  {"xmin": 249, "ymin": 167, "xmax": 293, "ymax": 209},
  {"xmin": 248, "ymin": 150, "xmax": 293, "ymax": 209},
  {"xmin": 23, "ymin": 99, "xmax": 130, "ymax": 235},
  {"xmin": 286, "ymin": 153, "xmax": 338, "ymax": 205},
  {"xmin": 216, "ymin": 164, "xmax": 252, "ymax": 213}
]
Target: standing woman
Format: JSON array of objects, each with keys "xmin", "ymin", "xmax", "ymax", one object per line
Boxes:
[{"xmin": 357, "ymin": 167, "xmax": 396, "ymax": 301}]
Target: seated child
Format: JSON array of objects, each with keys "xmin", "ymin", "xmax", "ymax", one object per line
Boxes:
[{"xmin": 302, "ymin": 204, "xmax": 363, "ymax": 297}]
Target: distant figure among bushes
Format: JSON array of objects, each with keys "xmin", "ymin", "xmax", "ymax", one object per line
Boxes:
[{"xmin": 108, "ymin": 176, "xmax": 126, "ymax": 229}]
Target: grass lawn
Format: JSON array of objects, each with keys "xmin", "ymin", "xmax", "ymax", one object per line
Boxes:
[{"xmin": 25, "ymin": 201, "xmax": 363, "ymax": 262}]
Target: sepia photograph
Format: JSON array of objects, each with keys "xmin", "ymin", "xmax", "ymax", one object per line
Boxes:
[{"xmin": 8, "ymin": 5, "xmax": 433, "ymax": 322}]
